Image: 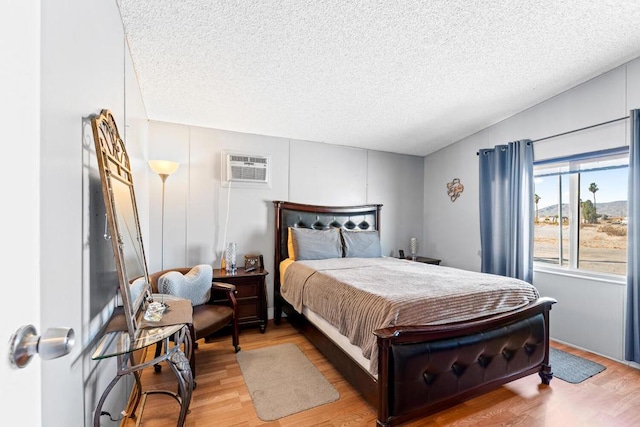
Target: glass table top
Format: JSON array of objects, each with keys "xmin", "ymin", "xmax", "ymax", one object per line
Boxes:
[{"xmin": 91, "ymin": 294, "xmax": 189, "ymax": 360}]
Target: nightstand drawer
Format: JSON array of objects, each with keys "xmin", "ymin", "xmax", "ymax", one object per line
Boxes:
[
  {"xmin": 238, "ymin": 299, "xmax": 259, "ymax": 321},
  {"xmin": 234, "ymin": 281, "xmax": 259, "ymax": 298}
]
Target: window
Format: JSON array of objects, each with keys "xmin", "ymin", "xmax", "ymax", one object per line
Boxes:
[{"xmin": 533, "ymin": 148, "xmax": 628, "ymax": 276}]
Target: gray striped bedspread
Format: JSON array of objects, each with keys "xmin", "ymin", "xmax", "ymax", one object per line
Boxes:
[{"xmin": 282, "ymin": 257, "xmax": 539, "ymax": 375}]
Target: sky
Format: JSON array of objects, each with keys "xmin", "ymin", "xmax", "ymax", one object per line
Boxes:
[{"xmin": 534, "ymin": 167, "xmax": 628, "ymax": 209}]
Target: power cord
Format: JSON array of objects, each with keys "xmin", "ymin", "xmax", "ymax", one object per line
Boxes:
[
  {"xmin": 99, "ymin": 411, "xmax": 123, "ymax": 422},
  {"xmin": 221, "ymin": 180, "xmax": 232, "ymax": 267}
]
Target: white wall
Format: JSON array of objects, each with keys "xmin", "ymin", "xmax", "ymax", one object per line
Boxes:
[
  {"xmin": 367, "ymin": 150, "xmax": 425, "ymax": 257},
  {"xmin": 423, "ymin": 133, "xmax": 488, "ymax": 271},
  {"xmin": 424, "ymin": 57, "xmax": 640, "ymax": 361},
  {"xmin": 40, "ymin": 0, "xmax": 148, "ymax": 424},
  {"xmin": 289, "ymin": 140, "xmax": 368, "ymax": 205},
  {"xmin": 148, "ymin": 122, "xmax": 424, "ymax": 314}
]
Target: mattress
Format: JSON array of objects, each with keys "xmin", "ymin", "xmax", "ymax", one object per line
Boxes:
[{"xmin": 281, "ymin": 256, "xmax": 539, "ymax": 375}]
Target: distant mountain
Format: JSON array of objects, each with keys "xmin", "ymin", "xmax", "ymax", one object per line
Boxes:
[
  {"xmin": 537, "ymin": 204, "xmax": 570, "ymax": 219},
  {"xmin": 536, "ymin": 201, "xmax": 627, "ymax": 219}
]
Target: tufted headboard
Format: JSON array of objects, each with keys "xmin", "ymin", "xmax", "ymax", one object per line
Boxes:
[{"xmin": 272, "ymin": 201, "xmax": 382, "ymax": 294}]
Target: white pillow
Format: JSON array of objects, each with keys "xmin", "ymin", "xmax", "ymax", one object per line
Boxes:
[{"xmin": 158, "ymin": 264, "xmax": 213, "ymax": 306}]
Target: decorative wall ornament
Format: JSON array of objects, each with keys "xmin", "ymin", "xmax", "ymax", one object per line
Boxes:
[{"xmin": 446, "ymin": 178, "xmax": 464, "ymax": 202}]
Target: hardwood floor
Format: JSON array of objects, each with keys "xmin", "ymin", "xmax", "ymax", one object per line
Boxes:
[{"xmin": 122, "ymin": 321, "xmax": 640, "ymax": 426}]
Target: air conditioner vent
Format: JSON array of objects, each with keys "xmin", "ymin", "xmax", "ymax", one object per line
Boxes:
[
  {"xmin": 222, "ymin": 152, "xmax": 271, "ymax": 188},
  {"xmin": 230, "ymin": 155, "xmax": 267, "ymax": 164},
  {"xmin": 230, "ymin": 163, "xmax": 267, "ymax": 181}
]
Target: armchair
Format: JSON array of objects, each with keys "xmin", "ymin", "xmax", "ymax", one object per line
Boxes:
[{"xmin": 148, "ymin": 265, "xmax": 240, "ymax": 379}]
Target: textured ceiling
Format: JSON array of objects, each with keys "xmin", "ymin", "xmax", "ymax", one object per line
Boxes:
[{"xmin": 118, "ymin": 1, "xmax": 640, "ymax": 156}]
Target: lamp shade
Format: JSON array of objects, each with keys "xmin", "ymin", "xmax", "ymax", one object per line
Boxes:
[{"xmin": 148, "ymin": 160, "xmax": 179, "ymax": 176}]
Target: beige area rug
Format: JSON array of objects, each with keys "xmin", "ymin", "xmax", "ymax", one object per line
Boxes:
[{"xmin": 236, "ymin": 343, "xmax": 340, "ymax": 421}]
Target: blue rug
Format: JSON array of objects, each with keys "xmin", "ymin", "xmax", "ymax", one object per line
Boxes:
[{"xmin": 550, "ymin": 347, "xmax": 606, "ymax": 384}]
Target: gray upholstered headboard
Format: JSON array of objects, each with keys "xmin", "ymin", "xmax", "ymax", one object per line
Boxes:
[{"xmin": 272, "ymin": 201, "xmax": 382, "ymax": 292}]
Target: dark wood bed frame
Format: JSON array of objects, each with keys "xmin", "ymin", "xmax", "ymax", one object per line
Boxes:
[{"xmin": 273, "ymin": 200, "xmax": 556, "ymax": 426}]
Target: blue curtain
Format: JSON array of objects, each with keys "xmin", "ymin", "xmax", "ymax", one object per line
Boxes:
[
  {"xmin": 479, "ymin": 140, "xmax": 534, "ymax": 283},
  {"xmin": 626, "ymin": 109, "xmax": 640, "ymax": 363}
]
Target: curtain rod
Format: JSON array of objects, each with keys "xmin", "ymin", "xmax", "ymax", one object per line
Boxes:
[
  {"xmin": 531, "ymin": 115, "xmax": 629, "ymax": 143},
  {"xmin": 476, "ymin": 115, "xmax": 629, "ymax": 155}
]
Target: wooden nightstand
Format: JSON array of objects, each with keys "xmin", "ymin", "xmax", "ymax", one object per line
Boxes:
[
  {"xmin": 406, "ymin": 256, "xmax": 441, "ymax": 265},
  {"xmin": 212, "ymin": 267, "xmax": 269, "ymax": 333}
]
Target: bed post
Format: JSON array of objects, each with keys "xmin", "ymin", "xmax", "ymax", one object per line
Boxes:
[
  {"xmin": 538, "ymin": 303, "xmax": 554, "ymax": 384},
  {"xmin": 377, "ymin": 336, "xmax": 391, "ymax": 427},
  {"xmin": 273, "ymin": 201, "xmax": 283, "ymax": 324}
]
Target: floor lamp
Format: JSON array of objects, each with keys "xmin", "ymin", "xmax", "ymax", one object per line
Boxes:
[{"xmin": 148, "ymin": 160, "xmax": 179, "ymax": 270}]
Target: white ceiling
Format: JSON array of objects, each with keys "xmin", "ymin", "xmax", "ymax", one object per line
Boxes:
[{"xmin": 118, "ymin": 1, "xmax": 640, "ymax": 156}]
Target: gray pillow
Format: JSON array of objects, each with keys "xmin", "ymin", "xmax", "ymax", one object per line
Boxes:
[
  {"xmin": 342, "ymin": 230, "xmax": 382, "ymax": 258},
  {"xmin": 291, "ymin": 227, "xmax": 343, "ymax": 260},
  {"xmin": 158, "ymin": 264, "xmax": 212, "ymax": 306}
]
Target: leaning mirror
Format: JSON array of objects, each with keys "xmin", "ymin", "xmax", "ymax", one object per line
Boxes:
[{"xmin": 90, "ymin": 109, "xmax": 151, "ymax": 338}]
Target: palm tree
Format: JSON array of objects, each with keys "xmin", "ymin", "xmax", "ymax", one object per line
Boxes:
[
  {"xmin": 534, "ymin": 193, "xmax": 541, "ymax": 222},
  {"xmin": 588, "ymin": 182, "xmax": 599, "ymax": 219}
]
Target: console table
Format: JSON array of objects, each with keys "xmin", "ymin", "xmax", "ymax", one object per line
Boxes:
[{"xmin": 92, "ymin": 295, "xmax": 193, "ymax": 426}]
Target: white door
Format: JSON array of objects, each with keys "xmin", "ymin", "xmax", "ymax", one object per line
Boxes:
[{"xmin": 0, "ymin": 1, "xmax": 42, "ymax": 425}]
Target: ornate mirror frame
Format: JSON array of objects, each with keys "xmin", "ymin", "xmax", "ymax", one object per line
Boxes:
[{"xmin": 90, "ymin": 109, "xmax": 151, "ymax": 338}]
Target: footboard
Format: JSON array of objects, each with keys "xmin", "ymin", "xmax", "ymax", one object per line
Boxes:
[{"xmin": 374, "ymin": 297, "xmax": 555, "ymax": 427}]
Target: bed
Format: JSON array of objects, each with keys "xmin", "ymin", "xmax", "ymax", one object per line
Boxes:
[{"xmin": 273, "ymin": 201, "xmax": 555, "ymax": 426}]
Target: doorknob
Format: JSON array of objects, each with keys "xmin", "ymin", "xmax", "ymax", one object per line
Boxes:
[{"xmin": 9, "ymin": 325, "xmax": 75, "ymax": 368}]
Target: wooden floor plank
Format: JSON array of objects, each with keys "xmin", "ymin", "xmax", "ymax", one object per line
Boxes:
[{"xmin": 120, "ymin": 321, "xmax": 640, "ymax": 426}]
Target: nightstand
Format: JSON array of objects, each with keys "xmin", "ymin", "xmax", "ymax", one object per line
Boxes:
[
  {"xmin": 212, "ymin": 267, "xmax": 269, "ymax": 333},
  {"xmin": 406, "ymin": 256, "xmax": 441, "ymax": 265}
]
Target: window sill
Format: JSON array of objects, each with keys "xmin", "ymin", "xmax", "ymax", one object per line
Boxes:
[{"xmin": 533, "ymin": 264, "xmax": 626, "ymax": 286}]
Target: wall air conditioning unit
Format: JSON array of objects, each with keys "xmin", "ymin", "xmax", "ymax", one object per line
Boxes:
[{"xmin": 222, "ymin": 152, "xmax": 271, "ymax": 188}]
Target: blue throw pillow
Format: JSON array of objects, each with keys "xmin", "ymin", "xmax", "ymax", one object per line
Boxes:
[
  {"xmin": 290, "ymin": 227, "xmax": 343, "ymax": 260},
  {"xmin": 342, "ymin": 229, "xmax": 382, "ymax": 258}
]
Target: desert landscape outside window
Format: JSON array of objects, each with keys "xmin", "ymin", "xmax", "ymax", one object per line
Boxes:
[{"xmin": 533, "ymin": 149, "xmax": 628, "ymax": 276}]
